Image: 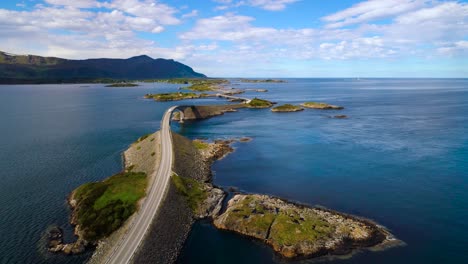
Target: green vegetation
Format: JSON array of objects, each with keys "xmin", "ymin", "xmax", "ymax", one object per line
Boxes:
[
  {"xmin": 302, "ymin": 102, "xmax": 344, "ymax": 110},
  {"xmin": 72, "ymin": 172, "xmax": 147, "ymax": 241},
  {"xmin": 105, "ymin": 83, "xmax": 139, "ymax": 87},
  {"xmin": 185, "ymin": 79, "xmax": 228, "ymax": 91},
  {"xmin": 144, "ymin": 92, "xmax": 207, "ymax": 101},
  {"xmin": 172, "ymin": 173, "xmax": 206, "ymax": 211},
  {"xmin": 269, "ymin": 210, "xmax": 334, "ymax": 245},
  {"xmin": 271, "ymin": 104, "xmax": 304, "ymax": 112},
  {"xmin": 193, "ymin": 140, "xmax": 209, "ymax": 150},
  {"xmin": 223, "ymin": 196, "xmax": 276, "ymax": 237},
  {"xmin": 247, "ymin": 98, "xmax": 274, "ymax": 108},
  {"xmin": 136, "ymin": 133, "xmax": 151, "ymax": 143}
]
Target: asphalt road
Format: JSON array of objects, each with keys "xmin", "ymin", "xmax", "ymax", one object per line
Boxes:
[{"xmin": 105, "ymin": 106, "xmax": 178, "ymax": 264}]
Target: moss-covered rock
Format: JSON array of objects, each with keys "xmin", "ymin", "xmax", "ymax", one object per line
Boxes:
[
  {"xmin": 214, "ymin": 194, "xmax": 396, "ymax": 259},
  {"xmin": 247, "ymin": 98, "xmax": 274, "ymax": 108},
  {"xmin": 301, "ymin": 102, "xmax": 344, "ymax": 110},
  {"xmin": 271, "ymin": 104, "xmax": 304, "ymax": 112}
]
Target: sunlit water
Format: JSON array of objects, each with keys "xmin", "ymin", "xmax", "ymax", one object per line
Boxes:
[{"xmin": 0, "ymin": 79, "xmax": 466, "ymax": 264}]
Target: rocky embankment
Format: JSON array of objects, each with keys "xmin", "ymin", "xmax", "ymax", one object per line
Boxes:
[
  {"xmin": 131, "ymin": 133, "xmax": 238, "ymax": 263},
  {"xmin": 214, "ymin": 194, "xmax": 399, "ymax": 259},
  {"xmin": 172, "ymin": 105, "xmax": 245, "ymax": 121}
]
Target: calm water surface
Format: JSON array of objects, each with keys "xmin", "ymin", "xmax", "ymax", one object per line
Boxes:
[{"xmin": 0, "ymin": 79, "xmax": 467, "ymax": 264}]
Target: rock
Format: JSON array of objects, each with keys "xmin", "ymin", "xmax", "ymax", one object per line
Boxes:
[
  {"xmin": 62, "ymin": 244, "xmax": 73, "ymax": 255},
  {"xmin": 301, "ymin": 102, "xmax": 344, "ymax": 110},
  {"xmin": 333, "ymin": 115, "xmax": 348, "ymax": 119},
  {"xmin": 71, "ymin": 240, "xmax": 86, "ymax": 254},
  {"xmin": 196, "ymin": 185, "xmax": 225, "ymax": 218},
  {"xmin": 239, "ymin": 137, "xmax": 252, "ymax": 142},
  {"xmin": 47, "ymin": 227, "xmax": 63, "ymax": 250},
  {"xmin": 227, "ymin": 186, "xmax": 240, "ymax": 192},
  {"xmin": 213, "ymin": 194, "xmax": 397, "ymax": 260}
]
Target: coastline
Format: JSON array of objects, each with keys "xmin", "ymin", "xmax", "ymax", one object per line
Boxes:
[{"xmin": 57, "ymin": 102, "xmax": 401, "ymax": 263}]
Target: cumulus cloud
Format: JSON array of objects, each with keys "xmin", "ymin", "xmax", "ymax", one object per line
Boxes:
[
  {"xmin": 0, "ymin": 0, "xmax": 466, "ymax": 76},
  {"xmin": 323, "ymin": 0, "xmax": 426, "ymax": 28},
  {"xmin": 213, "ymin": 0, "xmax": 300, "ymax": 11}
]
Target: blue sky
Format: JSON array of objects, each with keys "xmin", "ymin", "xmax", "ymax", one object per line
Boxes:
[{"xmin": 0, "ymin": 0, "xmax": 467, "ymax": 77}]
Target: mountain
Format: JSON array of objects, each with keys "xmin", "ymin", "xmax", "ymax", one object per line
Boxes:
[{"xmin": 0, "ymin": 51, "xmax": 206, "ymax": 84}]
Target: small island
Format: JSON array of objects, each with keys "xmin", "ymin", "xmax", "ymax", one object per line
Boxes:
[
  {"xmin": 144, "ymin": 92, "xmax": 212, "ymax": 101},
  {"xmin": 214, "ymin": 194, "xmax": 397, "ymax": 259},
  {"xmin": 105, "ymin": 83, "xmax": 139, "ymax": 87},
  {"xmin": 240, "ymin": 79, "xmax": 286, "ymax": 83},
  {"xmin": 271, "ymin": 104, "xmax": 304, "ymax": 112},
  {"xmin": 301, "ymin": 102, "xmax": 344, "ymax": 110},
  {"xmin": 247, "ymin": 98, "xmax": 274, "ymax": 108}
]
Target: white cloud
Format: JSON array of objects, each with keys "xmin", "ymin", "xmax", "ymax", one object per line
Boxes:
[
  {"xmin": 44, "ymin": 0, "xmax": 98, "ymax": 8},
  {"xmin": 0, "ymin": 0, "xmax": 466, "ymax": 77},
  {"xmin": 182, "ymin": 9, "xmax": 199, "ymax": 19},
  {"xmin": 213, "ymin": 0, "xmax": 299, "ymax": 11},
  {"xmin": 323, "ymin": 0, "xmax": 426, "ymax": 28},
  {"xmin": 437, "ymin": 41, "xmax": 468, "ymax": 56}
]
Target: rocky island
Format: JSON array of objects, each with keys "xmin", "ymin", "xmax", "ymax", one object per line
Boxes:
[
  {"xmin": 105, "ymin": 83, "xmax": 139, "ymax": 87},
  {"xmin": 301, "ymin": 102, "xmax": 344, "ymax": 110},
  {"xmin": 214, "ymin": 194, "xmax": 397, "ymax": 259},
  {"xmin": 240, "ymin": 79, "xmax": 286, "ymax": 83},
  {"xmin": 247, "ymin": 98, "xmax": 274, "ymax": 108},
  {"xmin": 271, "ymin": 104, "xmax": 304, "ymax": 112},
  {"xmin": 144, "ymin": 92, "xmax": 212, "ymax": 101}
]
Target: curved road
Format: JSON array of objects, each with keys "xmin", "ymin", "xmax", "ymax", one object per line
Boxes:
[{"xmin": 105, "ymin": 106, "xmax": 178, "ymax": 264}]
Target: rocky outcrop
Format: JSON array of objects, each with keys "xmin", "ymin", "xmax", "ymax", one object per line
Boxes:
[
  {"xmin": 333, "ymin": 115, "xmax": 348, "ymax": 119},
  {"xmin": 196, "ymin": 184, "xmax": 225, "ymax": 219},
  {"xmin": 173, "ymin": 105, "xmax": 245, "ymax": 121},
  {"xmin": 47, "ymin": 226, "xmax": 88, "ymax": 255},
  {"xmin": 213, "ymin": 194, "xmax": 399, "ymax": 259},
  {"xmin": 301, "ymin": 102, "xmax": 344, "ymax": 110},
  {"xmin": 271, "ymin": 104, "xmax": 304, "ymax": 112}
]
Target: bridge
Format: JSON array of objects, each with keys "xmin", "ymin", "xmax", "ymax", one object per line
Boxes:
[
  {"xmin": 104, "ymin": 106, "xmax": 178, "ymax": 264},
  {"xmin": 215, "ymin": 93, "xmax": 252, "ymax": 104}
]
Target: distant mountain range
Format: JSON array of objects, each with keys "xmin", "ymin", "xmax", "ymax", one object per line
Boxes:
[{"xmin": 0, "ymin": 51, "xmax": 206, "ymax": 84}]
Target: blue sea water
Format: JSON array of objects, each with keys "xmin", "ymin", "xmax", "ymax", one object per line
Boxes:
[{"xmin": 0, "ymin": 79, "xmax": 467, "ymax": 264}]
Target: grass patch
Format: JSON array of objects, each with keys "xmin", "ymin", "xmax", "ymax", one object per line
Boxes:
[
  {"xmin": 248, "ymin": 98, "xmax": 273, "ymax": 108},
  {"xmin": 172, "ymin": 173, "xmax": 206, "ymax": 211},
  {"xmin": 302, "ymin": 102, "xmax": 343, "ymax": 110},
  {"xmin": 193, "ymin": 140, "xmax": 209, "ymax": 150},
  {"xmin": 269, "ymin": 210, "xmax": 334, "ymax": 246},
  {"xmin": 144, "ymin": 92, "xmax": 201, "ymax": 101},
  {"xmin": 72, "ymin": 172, "xmax": 147, "ymax": 241},
  {"xmin": 151, "ymin": 152, "xmax": 156, "ymax": 156},
  {"xmin": 271, "ymin": 104, "xmax": 303, "ymax": 112}
]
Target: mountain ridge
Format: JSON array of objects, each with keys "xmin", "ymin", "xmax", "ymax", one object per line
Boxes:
[{"xmin": 0, "ymin": 51, "xmax": 206, "ymax": 84}]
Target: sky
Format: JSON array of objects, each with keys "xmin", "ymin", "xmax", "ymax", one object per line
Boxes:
[{"xmin": 0, "ymin": 0, "xmax": 467, "ymax": 77}]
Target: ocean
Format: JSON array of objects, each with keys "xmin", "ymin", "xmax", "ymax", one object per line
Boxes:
[{"xmin": 0, "ymin": 79, "xmax": 466, "ymax": 264}]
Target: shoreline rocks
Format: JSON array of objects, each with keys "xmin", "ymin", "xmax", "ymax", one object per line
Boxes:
[{"xmin": 213, "ymin": 194, "xmax": 400, "ymax": 260}]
